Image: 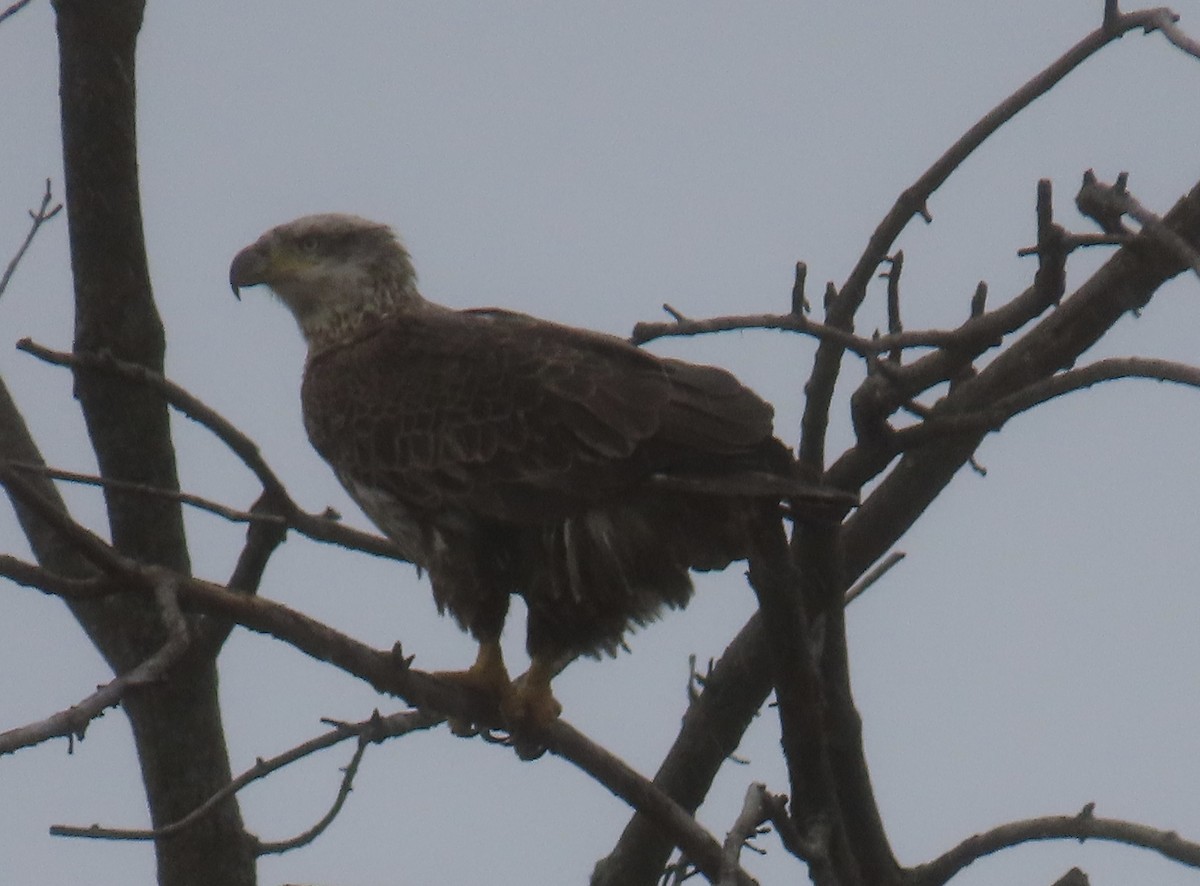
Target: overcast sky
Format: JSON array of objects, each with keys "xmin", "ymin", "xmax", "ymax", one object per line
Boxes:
[{"xmin": 3, "ymin": 3, "xmax": 1200, "ymax": 885}]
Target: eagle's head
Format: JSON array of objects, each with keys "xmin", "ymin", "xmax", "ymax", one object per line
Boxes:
[{"xmin": 229, "ymin": 213, "xmax": 423, "ymax": 350}]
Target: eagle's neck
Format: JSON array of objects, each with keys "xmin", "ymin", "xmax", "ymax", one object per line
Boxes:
[{"xmin": 300, "ymin": 269, "xmax": 447, "ymax": 356}]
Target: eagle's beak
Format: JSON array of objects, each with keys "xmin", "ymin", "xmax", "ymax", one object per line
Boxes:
[{"xmin": 228, "ymin": 244, "xmax": 270, "ymax": 300}]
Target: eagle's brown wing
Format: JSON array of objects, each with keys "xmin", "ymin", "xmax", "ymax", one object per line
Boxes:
[{"xmin": 300, "ymin": 307, "xmax": 777, "ymax": 527}]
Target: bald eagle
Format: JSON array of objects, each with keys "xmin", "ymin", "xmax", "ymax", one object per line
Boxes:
[{"xmin": 229, "ymin": 214, "xmax": 846, "ymax": 731}]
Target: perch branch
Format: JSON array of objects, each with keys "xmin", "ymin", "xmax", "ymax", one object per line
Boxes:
[{"xmin": 2, "ymin": 469, "xmax": 749, "ymax": 883}]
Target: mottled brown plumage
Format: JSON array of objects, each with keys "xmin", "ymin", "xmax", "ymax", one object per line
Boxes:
[{"xmin": 229, "ymin": 214, "xmax": 840, "ymax": 728}]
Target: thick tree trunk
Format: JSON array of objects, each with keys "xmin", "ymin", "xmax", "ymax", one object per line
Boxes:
[{"xmin": 51, "ymin": 2, "xmax": 255, "ymax": 883}]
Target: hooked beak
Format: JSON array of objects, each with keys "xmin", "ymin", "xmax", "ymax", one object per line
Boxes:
[{"xmin": 228, "ymin": 244, "xmax": 270, "ymax": 300}]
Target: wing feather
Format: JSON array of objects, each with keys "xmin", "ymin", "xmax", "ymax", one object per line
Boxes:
[{"xmin": 301, "ymin": 307, "xmax": 777, "ymax": 524}]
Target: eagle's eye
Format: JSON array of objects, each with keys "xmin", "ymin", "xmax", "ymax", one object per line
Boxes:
[{"xmin": 295, "ymin": 235, "xmax": 322, "ymax": 255}]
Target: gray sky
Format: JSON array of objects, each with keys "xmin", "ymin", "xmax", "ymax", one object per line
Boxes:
[{"xmin": 3, "ymin": 2, "xmax": 1200, "ymax": 884}]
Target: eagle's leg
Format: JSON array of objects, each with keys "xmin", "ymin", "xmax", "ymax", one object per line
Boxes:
[
  {"xmin": 435, "ymin": 639, "xmax": 512, "ymax": 697},
  {"xmin": 433, "ymin": 640, "xmax": 512, "ymax": 736},
  {"xmin": 429, "ymin": 566, "xmax": 514, "ymax": 725},
  {"xmin": 430, "ymin": 586, "xmax": 512, "ymax": 728},
  {"xmin": 502, "ymin": 656, "xmax": 563, "ymax": 732}
]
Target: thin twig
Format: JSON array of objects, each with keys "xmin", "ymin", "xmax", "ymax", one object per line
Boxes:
[
  {"xmin": 0, "ymin": 464, "xmax": 135, "ymax": 577},
  {"xmin": 5, "ymin": 460, "xmax": 287, "ymax": 527},
  {"xmin": 0, "ymin": 179, "xmax": 62, "ymax": 299},
  {"xmin": 257, "ymin": 736, "xmax": 372, "ymax": 855},
  {"xmin": 18, "ymin": 339, "xmax": 290, "ymax": 496},
  {"xmin": 632, "ymin": 308, "xmax": 963, "ymax": 356},
  {"xmin": 843, "ymin": 551, "xmax": 906, "ymax": 605},
  {"xmin": 0, "ymin": 0, "xmax": 35, "ymax": 28},
  {"xmin": 0, "ymin": 574, "xmax": 189, "ymax": 756},
  {"xmin": 15, "ymin": 339, "xmax": 406, "ymax": 561},
  {"xmin": 51, "ymin": 708, "xmax": 443, "ymax": 848}
]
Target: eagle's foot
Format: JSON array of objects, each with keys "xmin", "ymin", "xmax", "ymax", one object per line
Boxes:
[
  {"xmin": 435, "ymin": 640, "xmax": 511, "ymax": 736},
  {"xmin": 501, "ymin": 658, "xmax": 562, "ymax": 734}
]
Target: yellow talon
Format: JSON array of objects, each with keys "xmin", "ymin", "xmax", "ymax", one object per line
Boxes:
[
  {"xmin": 435, "ymin": 641, "xmax": 511, "ymax": 734},
  {"xmin": 502, "ymin": 656, "xmax": 563, "ymax": 733}
]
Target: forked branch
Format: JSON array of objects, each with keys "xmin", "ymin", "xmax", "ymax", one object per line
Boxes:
[
  {"xmin": 50, "ymin": 708, "xmax": 443, "ymax": 855},
  {"xmin": 16, "ymin": 339, "xmax": 405, "ymax": 561},
  {"xmin": 0, "ymin": 463, "xmax": 753, "ymax": 885},
  {"xmin": 0, "ymin": 179, "xmax": 62, "ymax": 300},
  {"xmin": 0, "ymin": 573, "xmax": 188, "ymax": 756}
]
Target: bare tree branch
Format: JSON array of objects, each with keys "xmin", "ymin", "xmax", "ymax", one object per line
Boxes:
[
  {"xmin": 2, "ymin": 459, "xmax": 752, "ymax": 884},
  {"xmin": 5, "ymin": 460, "xmax": 286, "ymax": 527},
  {"xmin": 46, "ymin": 710, "xmax": 444, "ymax": 840},
  {"xmin": 842, "ymin": 551, "xmax": 906, "ymax": 605},
  {"xmin": 0, "ymin": 0, "xmax": 35, "ymax": 27},
  {"xmin": 607, "ymin": 171, "xmax": 1200, "ymax": 886},
  {"xmin": 719, "ymin": 783, "xmax": 771, "ymax": 886},
  {"xmin": 746, "ymin": 511, "xmax": 863, "ymax": 886},
  {"xmin": 0, "ymin": 179, "xmax": 61, "ymax": 299},
  {"xmin": 891, "ymin": 356, "xmax": 1200, "ymax": 449},
  {"xmin": 0, "ymin": 553, "xmax": 108, "ymax": 599},
  {"xmin": 910, "ymin": 811, "xmax": 1200, "ymax": 886},
  {"xmin": 632, "ymin": 305, "xmax": 965, "ymax": 356},
  {"xmin": 0, "ymin": 464, "xmax": 135, "ymax": 577},
  {"xmin": 0, "ymin": 574, "xmax": 189, "ymax": 756},
  {"xmin": 800, "ymin": 5, "xmax": 1177, "ymax": 472},
  {"xmin": 1000, "ymin": 355, "xmax": 1200, "ymax": 417},
  {"xmin": 1138, "ymin": 5, "xmax": 1200, "ymax": 59},
  {"xmin": 881, "ymin": 252, "xmax": 904, "ymax": 364},
  {"xmin": 253, "ymin": 736, "xmax": 371, "ymax": 856},
  {"xmin": 592, "ymin": 616, "xmax": 774, "ymax": 885},
  {"xmin": 16, "ymin": 339, "xmax": 406, "ymax": 562},
  {"xmin": 1076, "ymin": 170, "xmax": 1200, "ymax": 278}
]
